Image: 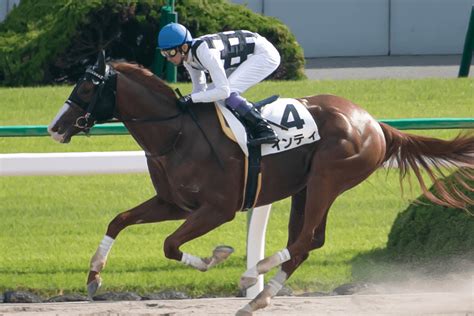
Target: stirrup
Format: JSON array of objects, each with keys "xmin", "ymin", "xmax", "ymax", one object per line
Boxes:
[
  {"xmin": 248, "ymin": 135, "xmax": 278, "ymax": 146},
  {"xmin": 248, "ymin": 128, "xmax": 278, "ymax": 146},
  {"xmin": 254, "ymin": 95, "xmax": 279, "ymax": 110}
]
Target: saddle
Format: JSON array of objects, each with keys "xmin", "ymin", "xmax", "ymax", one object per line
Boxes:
[{"xmin": 215, "ymin": 95, "xmax": 320, "ymax": 210}]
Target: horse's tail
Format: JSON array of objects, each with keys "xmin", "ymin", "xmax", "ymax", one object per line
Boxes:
[{"xmin": 379, "ymin": 122, "xmax": 474, "ymax": 210}]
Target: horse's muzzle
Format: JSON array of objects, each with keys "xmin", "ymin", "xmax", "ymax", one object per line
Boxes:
[{"xmin": 47, "ymin": 124, "xmax": 73, "ymax": 143}]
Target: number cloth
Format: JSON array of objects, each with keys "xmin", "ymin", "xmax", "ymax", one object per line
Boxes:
[{"xmin": 215, "ymin": 98, "xmax": 320, "ymax": 156}]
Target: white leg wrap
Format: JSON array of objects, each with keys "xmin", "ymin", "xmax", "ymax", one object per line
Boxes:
[
  {"xmin": 242, "ymin": 265, "xmax": 258, "ymax": 279},
  {"xmin": 257, "ymin": 248, "xmax": 291, "ymax": 274},
  {"xmin": 181, "ymin": 253, "xmax": 208, "ymax": 271},
  {"xmin": 240, "ymin": 248, "xmax": 290, "ymax": 291},
  {"xmin": 265, "ymin": 269, "xmax": 288, "ymax": 297},
  {"xmin": 278, "ymin": 248, "xmax": 291, "ymax": 262},
  {"xmin": 240, "ymin": 269, "xmax": 288, "ymax": 314},
  {"xmin": 90, "ymin": 235, "xmax": 114, "ymax": 272}
]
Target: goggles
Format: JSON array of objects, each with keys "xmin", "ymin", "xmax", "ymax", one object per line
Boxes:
[{"xmin": 160, "ymin": 47, "xmax": 179, "ymax": 58}]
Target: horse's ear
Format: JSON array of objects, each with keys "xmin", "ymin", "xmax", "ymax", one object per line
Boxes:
[{"xmin": 95, "ymin": 50, "xmax": 106, "ymax": 76}]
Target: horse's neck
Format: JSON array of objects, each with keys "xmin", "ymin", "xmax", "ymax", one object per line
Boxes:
[
  {"xmin": 115, "ymin": 73, "xmax": 176, "ymax": 119},
  {"xmin": 115, "ymin": 73, "xmax": 181, "ymax": 155}
]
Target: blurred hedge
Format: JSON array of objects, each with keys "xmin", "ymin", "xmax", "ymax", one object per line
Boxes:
[
  {"xmin": 0, "ymin": 0, "xmax": 305, "ymax": 86},
  {"xmin": 0, "ymin": 0, "xmax": 164, "ymax": 86},
  {"xmin": 386, "ymin": 169, "xmax": 474, "ymax": 261}
]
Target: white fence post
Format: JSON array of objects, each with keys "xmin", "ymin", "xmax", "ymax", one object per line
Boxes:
[{"xmin": 246, "ymin": 204, "xmax": 272, "ymax": 298}]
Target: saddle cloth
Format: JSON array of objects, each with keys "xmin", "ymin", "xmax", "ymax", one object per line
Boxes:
[{"xmin": 215, "ymin": 98, "xmax": 320, "ymax": 156}]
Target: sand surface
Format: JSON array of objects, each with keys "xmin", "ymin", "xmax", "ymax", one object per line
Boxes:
[{"xmin": 0, "ymin": 291, "xmax": 472, "ymax": 315}]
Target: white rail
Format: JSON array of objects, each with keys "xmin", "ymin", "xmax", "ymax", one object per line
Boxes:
[{"xmin": 0, "ymin": 151, "xmax": 147, "ymax": 176}]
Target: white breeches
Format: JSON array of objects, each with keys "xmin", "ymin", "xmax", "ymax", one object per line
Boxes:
[{"xmin": 227, "ymin": 35, "xmax": 281, "ymax": 94}]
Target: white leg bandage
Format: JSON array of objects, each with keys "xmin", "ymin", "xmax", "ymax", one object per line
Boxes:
[
  {"xmin": 265, "ymin": 268, "xmax": 288, "ymax": 297},
  {"xmin": 238, "ymin": 269, "xmax": 288, "ymax": 315},
  {"xmin": 242, "ymin": 265, "xmax": 258, "ymax": 279},
  {"xmin": 181, "ymin": 253, "xmax": 208, "ymax": 271},
  {"xmin": 240, "ymin": 248, "xmax": 290, "ymax": 291},
  {"xmin": 90, "ymin": 235, "xmax": 114, "ymax": 272},
  {"xmin": 257, "ymin": 248, "xmax": 291, "ymax": 274}
]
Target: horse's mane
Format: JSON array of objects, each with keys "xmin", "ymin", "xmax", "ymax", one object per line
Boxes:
[{"xmin": 111, "ymin": 62, "xmax": 177, "ymax": 100}]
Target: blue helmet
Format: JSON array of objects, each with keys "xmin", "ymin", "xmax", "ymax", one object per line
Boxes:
[{"xmin": 158, "ymin": 23, "xmax": 192, "ymax": 50}]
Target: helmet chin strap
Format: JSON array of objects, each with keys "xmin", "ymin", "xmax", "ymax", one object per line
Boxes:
[
  {"xmin": 181, "ymin": 43, "xmax": 190, "ymax": 53},
  {"xmin": 179, "ymin": 44, "xmax": 189, "ymax": 64}
]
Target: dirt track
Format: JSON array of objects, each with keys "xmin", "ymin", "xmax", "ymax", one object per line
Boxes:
[{"xmin": 0, "ymin": 291, "xmax": 472, "ymax": 316}]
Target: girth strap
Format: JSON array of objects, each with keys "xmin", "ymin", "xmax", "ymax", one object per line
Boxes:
[{"xmin": 242, "ymin": 145, "xmax": 262, "ymax": 210}]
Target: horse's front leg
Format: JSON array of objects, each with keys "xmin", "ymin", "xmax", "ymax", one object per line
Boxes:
[
  {"xmin": 239, "ymin": 189, "xmax": 307, "ymax": 293},
  {"xmin": 87, "ymin": 196, "xmax": 188, "ymax": 297},
  {"xmin": 163, "ymin": 205, "xmax": 236, "ymax": 271},
  {"xmin": 237, "ymin": 189, "xmax": 326, "ymax": 316}
]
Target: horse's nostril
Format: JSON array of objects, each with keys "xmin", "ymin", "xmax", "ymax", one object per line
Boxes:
[{"xmin": 55, "ymin": 125, "xmax": 67, "ymax": 134}]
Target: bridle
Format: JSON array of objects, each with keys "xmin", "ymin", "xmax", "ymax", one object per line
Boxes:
[
  {"xmin": 66, "ymin": 67, "xmax": 109, "ymax": 133},
  {"xmin": 67, "ymin": 66, "xmax": 183, "ymax": 134}
]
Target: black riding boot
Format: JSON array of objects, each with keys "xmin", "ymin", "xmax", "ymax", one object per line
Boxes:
[
  {"xmin": 241, "ymin": 107, "xmax": 279, "ymax": 146},
  {"xmin": 225, "ymin": 92, "xmax": 278, "ymax": 146}
]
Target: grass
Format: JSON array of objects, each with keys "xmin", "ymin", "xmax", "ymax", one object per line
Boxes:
[{"xmin": 0, "ymin": 78, "xmax": 473, "ymax": 297}]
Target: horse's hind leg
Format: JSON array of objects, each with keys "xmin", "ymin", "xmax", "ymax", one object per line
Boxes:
[
  {"xmin": 87, "ymin": 196, "xmax": 188, "ymax": 297},
  {"xmin": 238, "ymin": 132, "xmax": 383, "ymax": 314},
  {"xmin": 282, "ymin": 189, "xmax": 329, "ymax": 277},
  {"xmin": 284, "ymin": 189, "xmax": 329, "ymax": 271},
  {"xmin": 282, "ymin": 212, "xmax": 328, "ymax": 275}
]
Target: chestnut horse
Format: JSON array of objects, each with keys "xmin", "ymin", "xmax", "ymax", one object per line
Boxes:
[{"xmin": 48, "ymin": 52, "xmax": 473, "ymax": 315}]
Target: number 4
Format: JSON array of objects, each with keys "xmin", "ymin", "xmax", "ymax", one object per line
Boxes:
[{"xmin": 281, "ymin": 104, "xmax": 305, "ymax": 129}]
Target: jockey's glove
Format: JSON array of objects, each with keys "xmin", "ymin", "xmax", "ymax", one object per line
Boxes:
[{"xmin": 177, "ymin": 94, "xmax": 194, "ymax": 111}]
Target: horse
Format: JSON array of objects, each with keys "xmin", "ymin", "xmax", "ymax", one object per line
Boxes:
[{"xmin": 48, "ymin": 52, "xmax": 473, "ymax": 315}]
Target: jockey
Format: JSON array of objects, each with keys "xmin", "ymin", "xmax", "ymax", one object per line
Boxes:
[{"xmin": 157, "ymin": 22, "xmax": 280, "ymax": 146}]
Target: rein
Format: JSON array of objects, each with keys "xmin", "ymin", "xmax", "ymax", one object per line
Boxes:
[
  {"xmin": 100, "ymin": 101, "xmax": 224, "ymax": 170},
  {"xmin": 175, "ymin": 89, "xmax": 225, "ymax": 170},
  {"xmin": 98, "ymin": 112, "xmax": 182, "ymax": 125}
]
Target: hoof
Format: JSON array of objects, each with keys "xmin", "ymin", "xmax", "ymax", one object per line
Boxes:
[
  {"xmin": 235, "ymin": 309, "xmax": 252, "ymax": 316},
  {"xmin": 87, "ymin": 276, "xmax": 102, "ymax": 299},
  {"xmin": 204, "ymin": 245, "xmax": 235, "ymax": 269},
  {"xmin": 252, "ymin": 294, "xmax": 271, "ymax": 310},
  {"xmin": 213, "ymin": 245, "xmax": 234, "ymax": 259},
  {"xmin": 239, "ymin": 276, "xmax": 258, "ymax": 290}
]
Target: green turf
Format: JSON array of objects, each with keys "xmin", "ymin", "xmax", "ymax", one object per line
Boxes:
[{"xmin": 0, "ymin": 78, "xmax": 472, "ymax": 297}]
